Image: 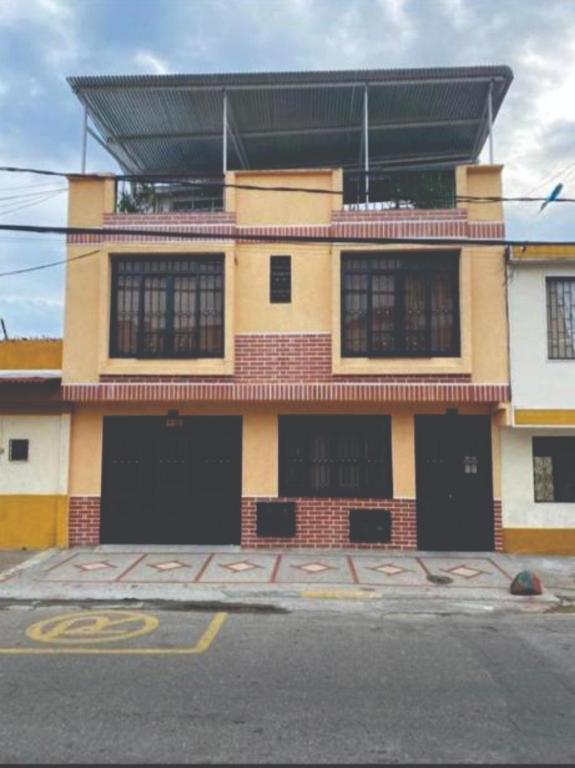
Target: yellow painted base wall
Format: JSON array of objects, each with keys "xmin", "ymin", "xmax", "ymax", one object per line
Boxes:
[
  {"xmin": 0, "ymin": 495, "xmax": 68, "ymax": 549},
  {"xmin": 503, "ymin": 529, "xmax": 575, "ymax": 555}
]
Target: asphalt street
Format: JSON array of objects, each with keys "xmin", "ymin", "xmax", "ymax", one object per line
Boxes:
[{"xmin": 0, "ymin": 606, "xmax": 574, "ymax": 764}]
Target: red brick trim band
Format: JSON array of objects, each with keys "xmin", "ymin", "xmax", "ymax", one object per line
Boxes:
[
  {"xmin": 100, "ymin": 332, "xmax": 473, "ymax": 385},
  {"xmin": 62, "ymin": 381, "xmax": 510, "ymax": 403},
  {"xmin": 69, "ymin": 496, "xmax": 101, "ymax": 546},
  {"xmin": 493, "ymin": 499, "xmax": 503, "ymax": 553},
  {"xmin": 333, "ymin": 209, "xmax": 468, "ymax": 221},
  {"xmin": 66, "ymin": 211, "xmax": 505, "ymax": 244},
  {"xmin": 242, "ymin": 497, "xmax": 417, "ymax": 549},
  {"xmin": 66, "ymin": 495, "xmax": 502, "ymax": 552}
]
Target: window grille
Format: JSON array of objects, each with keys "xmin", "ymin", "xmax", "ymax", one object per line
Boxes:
[
  {"xmin": 270, "ymin": 256, "xmax": 291, "ymax": 303},
  {"xmin": 110, "ymin": 255, "xmax": 224, "ymax": 358},
  {"xmin": 341, "ymin": 251, "xmax": 459, "ymax": 357},
  {"xmin": 279, "ymin": 416, "xmax": 392, "ymax": 498},
  {"xmin": 546, "ymin": 278, "xmax": 575, "ymax": 359}
]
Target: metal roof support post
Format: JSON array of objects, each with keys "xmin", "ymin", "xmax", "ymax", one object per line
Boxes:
[
  {"xmin": 81, "ymin": 105, "xmax": 88, "ymax": 173},
  {"xmin": 222, "ymin": 89, "xmax": 228, "ymax": 174},
  {"xmin": 363, "ymin": 83, "xmax": 370, "ymax": 202},
  {"xmin": 487, "ymin": 80, "xmax": 494, "ymax": 164}
]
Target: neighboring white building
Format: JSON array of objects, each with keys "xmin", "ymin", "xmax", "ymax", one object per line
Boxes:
[
  {"xmin": 0, "ymin": 340, "xmax": 70, "ymax": 549},
  {"xmin": 503, "ymin": 246, "xmax": 575, "ymax": 553}
]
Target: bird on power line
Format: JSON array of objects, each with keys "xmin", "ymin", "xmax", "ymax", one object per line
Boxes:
[{"xmin": 539, "ymin": 183, "xmax": 564, "ymax": 214}]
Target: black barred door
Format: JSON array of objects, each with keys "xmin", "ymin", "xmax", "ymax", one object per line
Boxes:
[{"xmin": 415, "ymin": 415, "xmax": 494, "ymax": 551}]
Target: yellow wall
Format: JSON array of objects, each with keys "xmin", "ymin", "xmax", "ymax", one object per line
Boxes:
[
  {"xmin": 503, "ymin": 529, "xmax": 575, "ymax": 555},
  {"xmin": 236, "ymin": 243, "xmax": 332, "ymax": 333},
  {"xmin": 0, "ymin": 495, "xmax": 68, "ymax": 549},
  {"xmin": 462, "ymin": 165, "xmax": 504, "ymax": 222},
  {"xmin": 63, "ymin": 166, "xmax": 508, "ymax": 385},
  {"xmin": 229, "ymin": 168, "xmax": 339, "ymax": 226},
  {"xmin": 470, "ymin": 246, "xmax": 508, "ymax": 382},
  {"xmin": 0, "ymin": 340, "xmax": 62, "ymax": 370}
]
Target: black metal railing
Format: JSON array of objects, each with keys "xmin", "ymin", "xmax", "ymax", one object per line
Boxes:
[
  {"xmin": 343, "ymin": 169, "xmax": 456, "ymax": 209},
  {"xmin": 115, "ymin": 178, "xmax": 225, "ymax": 214}
]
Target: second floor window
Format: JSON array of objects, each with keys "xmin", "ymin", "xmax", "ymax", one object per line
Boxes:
[
  {"xmin": 110, "ymin": 255, "xmax": 224, "ymax": 358},
  {"xmin": 342, "ymin": 251, "xmax": 460, "ymax": 357},
  {"xmin": 547, "ymin": 277, "xmax": 575, "ymax": 359}
]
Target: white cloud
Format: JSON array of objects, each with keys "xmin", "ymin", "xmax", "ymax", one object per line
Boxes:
[{"xmin": 134, "ymin": 50, "xmax": 171, "ymax": 75}]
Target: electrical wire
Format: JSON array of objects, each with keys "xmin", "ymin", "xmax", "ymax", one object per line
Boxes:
[
  {"xmin": 0, "ymin": 222, "xmax": 573, "ymax": 280},
  {"xmin": 0, "ymin": 248, "xmax": 100, "ymax": 278},
  {"xmin": 0, "ymin": 165, "xmax": 573, "ymax": 204},
  {"xmin": 0, "ymin": 186, "xmax": 67, "ymax": 203},
  {"xmin": 0, "ymin": 189, "xmax": 67, "ymax": 217}
]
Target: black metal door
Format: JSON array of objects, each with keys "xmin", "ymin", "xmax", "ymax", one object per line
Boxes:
[
  {"xmin": 415, "ymin": 415, "xmax": 494, "ymax": 551},
  {"xmin": 101, "ymin": 416, "xmax": 242, "ymax": 545}
]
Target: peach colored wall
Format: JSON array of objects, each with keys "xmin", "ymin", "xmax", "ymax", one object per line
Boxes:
[{"xmin": 229, "ymin": 168, "xmax": 340, "ymax": 226}]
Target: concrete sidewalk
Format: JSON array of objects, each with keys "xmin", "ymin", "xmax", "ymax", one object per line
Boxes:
[{"xmin": 1, "ymin": 546, "xmax": 573, "ymax": 614}]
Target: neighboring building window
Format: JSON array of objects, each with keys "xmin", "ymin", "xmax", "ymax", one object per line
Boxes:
[
  {"xmin": 533, "ymin": 437, "xmax": 575, "ymax": 502},
  {"xmin": 270, "ymin": 256, "xmax": 291, "ymax": 303},
  {"xmin": 9, "ymin": 439, "xmax": 29, "ymax": 461},
  {"xmin": 546, "ymin": 278, "xmax": 575, "ymax": 359},
  {"xmin": 279, "ymin": 415, "xmax": 392, "ymax": 498},
  {"xmin": 110, "ymin": 255, "xmax": 224, "ymax": 358},
  {"xmin": 341, "ymin": 251, "xmax": 459, "ymax": 357}
]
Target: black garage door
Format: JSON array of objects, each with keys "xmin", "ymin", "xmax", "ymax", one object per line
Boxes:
[{"xmin": 101, "ymin": 416, "xmax": 242, "ymax": 545}]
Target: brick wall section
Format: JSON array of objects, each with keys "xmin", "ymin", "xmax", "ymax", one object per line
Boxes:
[
  {"xmin": 493, "ymin": 499, "xmax": 503, "ymax": 553},
  {"xmin": 66, "ymin": 495, "xmax": 500, "ymax": 552},
  {"xmin": 241, "ymin": 497, "xmax": 417, "ymax": 550},
  {"xmin": 67, "ymin": 207, "xmax": 505, "ymax": 245},
  {"xmin": 69, "ymin": 497, "xmax": 101, "ymax": 546},
  {"xmin": 100, "ymin": 333, "xmax": 473, "ymax": 385}
]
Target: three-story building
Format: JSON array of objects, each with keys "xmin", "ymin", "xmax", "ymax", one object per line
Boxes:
[{"xmin": 61, "ymin": 66, "xmax": 513, "ymax": 551}]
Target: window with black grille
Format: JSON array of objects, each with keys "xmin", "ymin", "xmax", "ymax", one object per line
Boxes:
[
  {"xmin": 110, "ymin": 255, "xmax": 224, "ymax": 358},
  {"xmin": 9, "ymin": 439, "xmax": 29, "ymax": 462},
  {"xmin": 279, "ymin": 415, "xmax": 392, "ymax": 499},
  {"xmin": 341, "ymin": 251, "xmax": 460, "ymax": 357},
  {"xmin": 533, "ymin": 437, "xmax": 575, "ymax": 502},
  {"xmin": 270, "ymin": 256, "xmax": 291, "ymax": 303},
  {"xmin": 546, "ymin": 278, "xmax": 575, "ymax": 359}
]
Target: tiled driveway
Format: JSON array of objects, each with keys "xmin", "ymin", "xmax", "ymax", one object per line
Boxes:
[{"xmin": 33, "ymin": 550, "xmax": 512, "ymax": 589}]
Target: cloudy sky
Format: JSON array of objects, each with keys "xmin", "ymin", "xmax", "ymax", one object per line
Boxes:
[{"xmin": 1, "ymin": 0, "xmax": 574, "ymax": 337}]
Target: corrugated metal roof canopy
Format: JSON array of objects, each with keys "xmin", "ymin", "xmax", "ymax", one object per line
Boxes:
[{"xmin": 68, "ymin": 66, "xmax": 513, "ymax": 174}]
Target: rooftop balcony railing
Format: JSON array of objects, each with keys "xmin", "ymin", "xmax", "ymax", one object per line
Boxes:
[
  {"xmin": 115, "ymin": 177, "xmax": 225, "ymax": 214},
  {"xmin": 343, "ymin": 169, "xmax": 456, "ymax": 211}
]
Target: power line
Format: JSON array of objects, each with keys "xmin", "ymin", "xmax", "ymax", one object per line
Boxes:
[
  {"xmin": 523, "ymin": 160, "xmax": 575, "ymax": 197},
  {"xmin": 0, "ymin": 189, "xmax": 67, "ymax": 218},
  {"xmin": 0, "ymin": 221, "xmax": 574, "ymax": 248},
  {"xmin": 1, "ymin": 165, "xmax": 574, "ymax": 204},
  {"xmin": 0, "ymin": 186, "xmax": 67, "ymax": 203},
  {"xmin": 1, "ymin": 221, "xmax": 574, "ymax": 279},
  {"xmin": 0, "ymin": 248, "xmax": 100, "ymax": 278}
]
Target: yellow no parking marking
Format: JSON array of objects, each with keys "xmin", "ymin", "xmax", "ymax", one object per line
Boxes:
[{"xmin": 0, "ymin": 609, "xmax": 227, "ymax": 655}]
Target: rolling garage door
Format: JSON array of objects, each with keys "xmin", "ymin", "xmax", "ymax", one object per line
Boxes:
[{"xmin": 101, "ymin": 416, "xmax": 242, "ymax": 545}]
